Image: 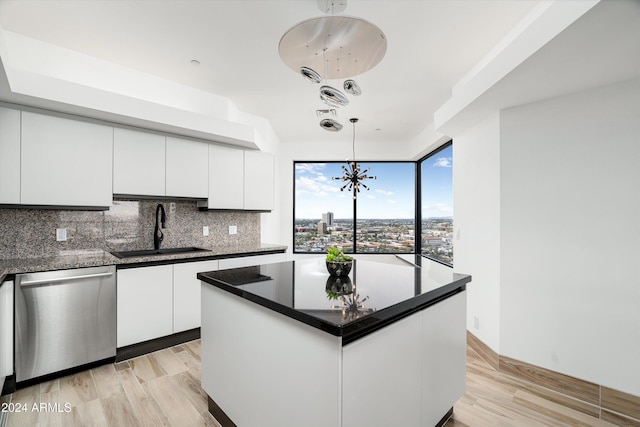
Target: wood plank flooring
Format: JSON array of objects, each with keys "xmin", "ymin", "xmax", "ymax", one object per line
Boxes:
[
  {"xmin": 1, "ymin": 341, "xmax": 220, "ymax": 427},
  {"xmin": 445, "ymin": 347, "xmax": 635, "ymax": 427},
  {"xmin": 1, "ymin": 340, "xmax": 634, "ymax": 427}
]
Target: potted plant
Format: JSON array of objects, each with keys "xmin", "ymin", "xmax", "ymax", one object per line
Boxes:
[{"xmin": 326, "ymin": 247, "xmax": 353, "ymax": 277}]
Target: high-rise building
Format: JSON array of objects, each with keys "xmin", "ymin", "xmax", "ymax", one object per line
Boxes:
[
  {"xmin": 317, "ymin": 221, "xmax": 327, "ymax": 234},
  {"xmin": 322, "ymin": 211, "xmax": 334, "ymax": 226}
]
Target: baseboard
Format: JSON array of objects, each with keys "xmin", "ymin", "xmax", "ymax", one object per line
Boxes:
[
  {"xmin": 1, "ymin": 375, "xmax": 15, "ymax": 396},
  {"xmin": 208, "ymin": 396, "xmax": 237, "ymax": 427},
  {"xmin": 116, "ymin": 328, "xmax": 200, "ymax": 362},
  {"xmin": 466, "ymin": 331, "xmax": 640, "ymax": 425},
  {"xmin": 466, "ymin": 330, "xmax": 499, "ymax": 370}
]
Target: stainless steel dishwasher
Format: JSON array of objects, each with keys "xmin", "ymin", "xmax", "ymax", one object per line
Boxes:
[{"xmin": 15, "ymin": 265, "xmax": 116, "ymax": 383}]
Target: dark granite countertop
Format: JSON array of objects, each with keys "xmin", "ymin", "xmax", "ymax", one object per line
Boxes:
[
  {"xmin": 0, "ymin": 243, "xmax": 287, "ymax": 276},
  {"xmin": 198, "ymin": 255, "xmax": 471, "ymax": 345}
]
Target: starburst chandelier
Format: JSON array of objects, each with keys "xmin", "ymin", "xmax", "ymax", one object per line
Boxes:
[{"xmin": 332, "ymin": 118, "xmax": 376, "ymax": 199}]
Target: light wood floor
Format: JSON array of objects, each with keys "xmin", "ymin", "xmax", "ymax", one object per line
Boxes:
[
  {"xmin": 445, "ymin": 347, "xmax": 624, "ymax": 427},
  {"xmin": 0, "ymin": 340, "xmax": 627, "ymax": 427}
]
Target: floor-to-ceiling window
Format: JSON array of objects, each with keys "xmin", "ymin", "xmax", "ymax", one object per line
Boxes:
[
  {"xmin": 294, "ymin": 161, "xmax": 415, "ymax": 253},
  {"xmin": 419, "ymin": 142, "xmax": 453, "ymax": 265}
]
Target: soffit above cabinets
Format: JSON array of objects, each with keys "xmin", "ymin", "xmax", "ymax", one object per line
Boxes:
[{"xmin": 0, "ymin": 28, "xmax": 259, "ymax": 150}]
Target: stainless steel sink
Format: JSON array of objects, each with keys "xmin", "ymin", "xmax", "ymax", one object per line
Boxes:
[{"xmin": 110, "ymin": 247, "xmax": 211, "ymax": 259}]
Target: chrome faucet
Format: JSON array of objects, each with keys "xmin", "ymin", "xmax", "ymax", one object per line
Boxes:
[{"xmin": 154, "ymin": 203, "xmax": 166, "ymax": 250}]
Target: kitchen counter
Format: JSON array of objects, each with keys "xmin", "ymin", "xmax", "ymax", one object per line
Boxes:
[
  {"xmin": 199, "ymin": 255, "xmax": 471, "ymax": 427},
  {"xmin": 0, "ymin": 243, "xmax": 287, "ymax": 276},
  {"xmin": 198, "ymin": 255, "xmax": 470, "ymax": 344}
]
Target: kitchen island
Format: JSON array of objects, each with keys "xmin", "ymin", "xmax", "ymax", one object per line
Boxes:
[{"xmin": 198, "ymin": 256, "xmax": 471, "ymax": 427}]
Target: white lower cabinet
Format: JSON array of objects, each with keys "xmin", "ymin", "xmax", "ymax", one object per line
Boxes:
[
  {"xmin": 118, "ymin": 255, "xmax": 283, "ymax": 347},
  {"xmin": 173, "ymin": 260, "xmax": 218, "ymax": 333},
  {"xmin": 342, "ymin": 291, "xmax": 466, "ymax": 427},
  {"xmin": 342, "ymin": 315, "xmax": 423, "ymax": 426},
  {"xmin": 0, "ymin": 281, "xmax": 14, "ymax": 386},
  {"xmin": 421, "ymin": 290, "xmax": 467, "ymax": 426},
  {"xmin": 218, "ymin": 253, "xmax": 286, "ymax": 270},
  {"xmin": 117, "ymin": 265, "xmax": 173, "ymax": 347}
]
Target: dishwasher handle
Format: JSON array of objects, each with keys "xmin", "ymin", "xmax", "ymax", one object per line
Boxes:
[{"xmin": 20, "ymin": 272, "xmax": 114, "ymax": 287}]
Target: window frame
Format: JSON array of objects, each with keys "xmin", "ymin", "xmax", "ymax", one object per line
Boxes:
[{"xmin": 417, "ymin": 140, "xmax": 453, "ymax": 267}]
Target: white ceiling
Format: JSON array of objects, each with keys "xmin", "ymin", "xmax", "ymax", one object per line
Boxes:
[
  {"xmin": 3, "ymin": 0, "xmax": 640, "ymax": 150},
  {"xmin": 0, "ymin": 0, "xmax": 545, "ymax": 146}
]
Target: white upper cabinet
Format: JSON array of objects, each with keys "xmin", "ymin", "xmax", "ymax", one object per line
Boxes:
[
  {"xmin": 0, "ymin": 107, "xmax": 21, "ymax": 204},
  {"xmin": 21, "ymin": 111, "xmax": 113, "ymax": 207},
  {"xmin": 244, "ymin": 150, "xmax": 274, "ymax": 211},
  {"xmin": 202, "ymin": 148, "xmax": 274, "ymax": 211},
  {"xmin": 113, "ymin": 127, "xmax": 166, "ymax": 197},
  {"xmin": 206, "ymin": 144, "xmax": 244, "ymax": 209},
  {"xmin": 165, "ymin": 136, "xmax": 208, "ymax": 199},
  {"xmin": 113, "ymin": 129, "xmax": 209, "ymax": 199}
]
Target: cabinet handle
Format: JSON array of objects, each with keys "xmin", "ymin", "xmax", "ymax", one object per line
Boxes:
[{"xmin": 20, "ymin": 272, "xmax": 114, "ymax": 287}]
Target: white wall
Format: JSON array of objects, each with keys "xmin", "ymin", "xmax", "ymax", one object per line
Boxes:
[
  {"xmin": 453, "ymin": 112, "xmax": 502, "ymax": 352},
  {"xmin": 499, "ymin": 79, "xmax": 640, "ymax": 396}
]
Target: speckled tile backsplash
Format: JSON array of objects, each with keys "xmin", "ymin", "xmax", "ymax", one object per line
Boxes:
[{"xmin": 0, "ymin": 200, "xmax": 260, "ymax": 259}]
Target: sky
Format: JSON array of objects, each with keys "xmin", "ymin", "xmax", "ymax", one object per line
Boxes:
[
  {"xmin": 295, "ymin": 146, "xmax": 453, "ymax": 219},
  {"xmin": 421, "ymin": 144, "xmax": 454, "ymax": 219}
]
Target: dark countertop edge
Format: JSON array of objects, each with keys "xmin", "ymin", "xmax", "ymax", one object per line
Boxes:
[
  {"xmin": 0, "ymin": 245, "xmax": 287, "ymax": 275},
  {"xmin": 198, "ymin": 267, "xmax": 472, "ymax": 344},
  {"xmin": 115, "ymin": 248, "xmax": 287, "ymax": 270}
]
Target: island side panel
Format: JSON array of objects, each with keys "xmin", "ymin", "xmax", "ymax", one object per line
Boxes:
[
  {"xmin": 421, "ymin": 290, "xmax": 467, "ymax": 426},
  {"xmin": 342, "ymin": 314, "xmax": 423, "ymax": 427},
  {"xmin": 201, "ymin": 284, "xmax": 342, "ymax": 427}
]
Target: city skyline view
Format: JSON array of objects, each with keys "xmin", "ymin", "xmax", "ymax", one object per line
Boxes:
[{"xmin": 295, "ymin": 153, "xmax": 454, "ymax": 262}]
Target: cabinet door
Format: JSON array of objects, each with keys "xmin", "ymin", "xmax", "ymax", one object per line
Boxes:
[
  {"xmin": 0, "ymin": 107, "xmax": 21, "ymax": 204},
  {"xmin": 244, "ymin": 151, "xmax": 274, "ymax": 211},
  {"xmin": 21, "ymin": 112, "xmax": 113, "ymax": 207},
  {"xmin": 207, "ymin": 145, "xmax": 244, "ymax": 209},
  {"xmin": 165, "ymin": 137, "xmax": 208, "ymax": 198},
  {"xmin": 113, "ymin": 127, "xmax": 166, "ymax": 196},
  {"xmin": 342, "ymin": 314, "xmax": 423, "ymax": 427},
  {"xmin": 173, "ymin": 260, "xmax": 218, "ymax": 333},
  {"xmin": 0, "ymin": 281, "xmax": 13, "ymax": 379},
  {"xmin": 421, "ymin": 291, "xmax": 467, "ymax": 426},
  {"xmin": 218, "ymin": 253, "xmax": 286, "ymax": 270},
  {"xmin": 117, "ymin": 265, "xmax": 173, "ymax": 347}
]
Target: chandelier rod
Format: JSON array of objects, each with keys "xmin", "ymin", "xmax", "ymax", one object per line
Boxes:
[{"xmin": 350, "ymin": 117, "xmax": 358, "ymax": 161}]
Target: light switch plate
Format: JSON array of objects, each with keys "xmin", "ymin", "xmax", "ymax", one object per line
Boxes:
[
  {"xmin": 229, "ymin": 225, "xmax": 238, "ymax": 235},
  {"xmin": 56, "ymin": 228, "xmax": 67, "ymax": 242},
  {"xmin": 203, "ymin": 226, "xmax": 209, "ymax": 236}
]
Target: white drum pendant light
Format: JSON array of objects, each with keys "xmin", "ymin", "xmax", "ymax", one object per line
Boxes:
[
  {"xmin": 279, "ymin": 16, "xmax": 387, "ymax": 80},
  {"xmin": 278, "ymin": 0, "xmax": 386, "ymax": 131}
]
